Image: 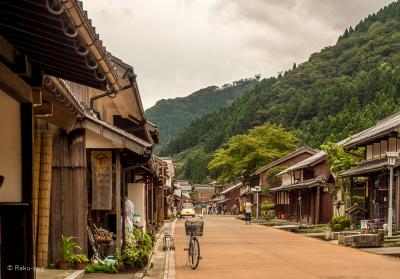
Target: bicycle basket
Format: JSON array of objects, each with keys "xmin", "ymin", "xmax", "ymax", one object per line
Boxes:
[{"xmin": 185, "ymin": 218, "xmax": 204, "ymax": 236}]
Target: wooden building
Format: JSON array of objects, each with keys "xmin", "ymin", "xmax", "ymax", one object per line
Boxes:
[
  {"xmin": 220, "ymin": 183, "xmax": 242, "ymax": 213},
  {"xmin": 193, "ymin": 185, "xmax": 215, "ymax": 204},
  {"xmin": 253, "ymin": 147, "xmax": 317, "ymax": 190},
  {"xmin": 341, "ymin": 113, "xmax": 400, "ymax": 233},
  {"xmin": 0, "ymin": 1, "xmax": 159, "ymax": 277},
  {"xmin": 271, "ymin": 151, "xmax": 334, "ymax": 224},
  {"xmin": 252, "ymin": 147, "xmax": 317, "ymax": 211}
]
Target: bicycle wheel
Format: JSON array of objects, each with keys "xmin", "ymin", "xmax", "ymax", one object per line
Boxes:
[{"xmin": 188, "ymin": 237, "xmax": 200, "ymax": 269}]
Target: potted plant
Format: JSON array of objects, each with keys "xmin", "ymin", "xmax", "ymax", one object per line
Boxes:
[
  {"xmin": 58, "ymin": 235, "xmax": 80, "ymax": 270},
  {"xmin": 71, "ymin": 254, "xmax": 89, "ymax": 270}
]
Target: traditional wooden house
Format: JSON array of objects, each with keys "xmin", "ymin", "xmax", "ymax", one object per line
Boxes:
[
  {"xmin": 220, "ymin": 183, "xmax": 242, "ymax": 213},
  {"xmin": 271, "ymin": 151, "xmax": 334, "ymax": 224},
  {"xmin": 341, "ymin": 113, "xmax": 400, "ymax": 233},
  {"xmin": 193, "ymin": 185, "xmax": 215, "ymax": 204},
  {"xmin": 159, "ymin": 157, "xmax": 175, "ymax": 219},
  {"xmin": 147, "ymin": 156, "xmax": 175, "ymax": 228},
  {"xmin": 0, "ymin": 0, "xmax": 122, "ymax": 275},
  {"xmin": 44, "ymin": 39, "xmax": 158, "ymax": 266},
  {"xmin": 252, "ymin": 147, "xmax": 317, "ymax": 206},
  {"xmin": 0, "ymin": 1, "xmax": 159, "ymax": 276}
]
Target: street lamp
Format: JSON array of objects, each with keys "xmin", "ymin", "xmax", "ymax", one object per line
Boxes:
[{"xmin": 386, "ymin": 151, "xmax": 398, "ymax": 237}]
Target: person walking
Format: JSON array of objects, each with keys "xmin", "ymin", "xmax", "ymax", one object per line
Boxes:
[
  {"xmin": 243, "ymin": 200, "xmax": 253, "ymax": 225},
  {"xmin": 201, "ymin": 203, "xmax": 207, "ymax": 216}
]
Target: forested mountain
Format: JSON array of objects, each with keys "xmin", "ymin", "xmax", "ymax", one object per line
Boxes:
[
  {"xmin": 145, "ymin": 78, "xmax": 258, "ymax": 149},
  {"xmin": 162, "ymin": 1, "xmax": 400, "ymax": 183}
]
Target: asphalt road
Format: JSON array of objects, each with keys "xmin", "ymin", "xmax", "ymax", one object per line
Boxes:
[{"xmin": 174, "ymin": 215, "xmax": 400, "ymax": 279}]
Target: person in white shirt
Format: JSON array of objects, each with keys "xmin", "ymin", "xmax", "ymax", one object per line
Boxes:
[
  {"xmin": 243, "ymin": 200, "xmax": 253, "ymax": 225},
  {"xmin": 125, "ymin": 195, "xmax": 135, "ymax": 222}
]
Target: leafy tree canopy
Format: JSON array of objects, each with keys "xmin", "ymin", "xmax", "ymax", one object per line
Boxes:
[
  {"xmin": 208, "ymin": 124, "xmax": 299, "ymax": 185},
  {"xmin": 321, "ymin": 142, "xmax": 362, "ymax": 178}
]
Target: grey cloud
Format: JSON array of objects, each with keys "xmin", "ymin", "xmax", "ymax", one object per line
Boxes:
[
  {"xmin": 83, "ymin": 0, "xmax": 396, "ymax": 109},
  {"xmin": 214, "ymin": 0, "xmax": 395, "ymax": 31}
]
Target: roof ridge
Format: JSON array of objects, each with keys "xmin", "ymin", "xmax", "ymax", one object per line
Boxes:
[{"xmin": 252, "ymin": 146, "xmax": 316, "ymax": 175}]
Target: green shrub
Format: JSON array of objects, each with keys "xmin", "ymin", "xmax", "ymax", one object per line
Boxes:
[
  {"xmin": 261, "ymin": 202, "xmax": 275, "ymax": 211},
  {"xmin": 61, "ymin": 235, "xmax": 80, "ymax": 261},
  {"xmin": 330, "ymin": 216, "xmax": 351, "ymax": 231},
  {"xmin": 47, "ymin": 263, "xmax": 57, "ymax": 269},
  {"xmin": 352, "ymin": 195, "xmax": 365, "ymax": 207},
  {"xmin": 300, "ymin": 226, "xmax": 328, "ymax": 233},
  {"xmin": 119, "ymin": 232, "xmax": 154, "ymax": 268},
  {"xmin": 333, "ymin": 224, "xmax": 342, "ymax": 231},
  {"xmin": 120, "ymin": 243, "xmax": 139, "ymax": 266},
  {"xmin": 85, "ymin": 263, "xmax": 118, "ymax": 274},
  {"xmin": 70, "ymin": 254, "xmax": 89, "ymax": 264}
]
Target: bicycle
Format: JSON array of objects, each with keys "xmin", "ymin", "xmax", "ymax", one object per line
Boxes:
[
  {"xmin": 163, "ymin": 219, "xmax": 175, "ymax": 251},
  {"xmin": 184, "ymin": 217, "xmax": 204, "ymax": 269}
]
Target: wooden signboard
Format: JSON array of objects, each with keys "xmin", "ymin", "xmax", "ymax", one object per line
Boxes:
[{"xmin": 91, "ymin": 150, "xmax": 112, "ymax": 210}]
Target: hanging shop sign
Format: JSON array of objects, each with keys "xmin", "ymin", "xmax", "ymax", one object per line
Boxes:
[{"xmin": 91, "ymin": 150, "xmax": 112, "ymax": 210}]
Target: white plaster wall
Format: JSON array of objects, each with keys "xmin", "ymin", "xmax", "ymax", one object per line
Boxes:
[
  {"xmin": 281, "ymin": 174, "xmax": 292, "ymax": 186},
  {"xmin": 0, "ymin": 90, "xmax": 22, "ymax": 202},
  {"xmin": 128, "ymin": 182, "xmax": 146, "ymax": 232}
]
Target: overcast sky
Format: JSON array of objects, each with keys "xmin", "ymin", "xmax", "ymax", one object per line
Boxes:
[{"xmin": 84, "ymin": 0, "xmax": 395, "ymax": 109}]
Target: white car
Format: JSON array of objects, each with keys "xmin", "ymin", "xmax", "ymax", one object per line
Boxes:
[{"xmin": 179, "ymin": 203, "xmax": 196, "ymax": 217}]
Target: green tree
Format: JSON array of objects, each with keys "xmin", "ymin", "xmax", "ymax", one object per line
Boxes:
[
  {"xmin": 208, "ymin": 124, "xmax": 299, "ymax": 184},
  {"xmin": 321, "ymin": 142, "xmax": 361, "ymax": 178}
]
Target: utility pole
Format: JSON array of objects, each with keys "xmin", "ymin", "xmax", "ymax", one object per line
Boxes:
[
  {"xmin": 386, "ymin": 152, "xmax": 397, "ymax": 237},
  {"xmin": 388, "ymin": 165, "xmax": 394, "ymax": 237},
  {"xmin": 252, "ymin": 186, "xmax": 262, "ymax": 221}
]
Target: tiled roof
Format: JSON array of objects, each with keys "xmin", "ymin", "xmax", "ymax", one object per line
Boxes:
[
  {"xmin": 270, "ymin": 176, "xmax": 326, "ymax": 192},
  {"xmin": 252, "ymin": 146, "xmax": 316, "ymax": 175},
  {"xmin": 340, "ymin": 159, "xmax": 388, "ymax": 177},
  {"xmin": 343, "ymin": 112, "xmax": 400, "ymax": 149},
  {"xmin": 278, "ymin": 151, "xmax": 326, "ymax": 175},
  {"xmin": 220, "ymin": 183, "xmax": 242, "ymax": 194},
  {"xmin": 0, "ymin": 1, "xmax": 120, "ymax": 90}
]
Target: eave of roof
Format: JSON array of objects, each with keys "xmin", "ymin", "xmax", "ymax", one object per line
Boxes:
[
  {"xmin": 343, "ymin": 112, "xmax": 400, "ymax": 150},
  {"xmin": 0, "ymin": 0, "xmax": 119, "ymax": 90},
  {"xmin": 76, "ymin": 114, "xmax": 152, "ymax": 156},
  {"xmin": 278, "ymin": 151, "xmax": 326, "ymax": 175},
  {"xmin": 270, "ymin": 177, "xmax": 325, "ymax": 192},
  {"xmin": 339, "ymin": 159, "xmax": 388, "ymax": 177},
  {"xmin": 253, "ymin": 146, "xmax": 317, "ymax": 176},
  {"xmin": 220, "ymin": 183, "xmax": 242, "ymax": 194}
]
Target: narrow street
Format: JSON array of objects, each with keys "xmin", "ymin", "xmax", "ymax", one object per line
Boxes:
[{"xmin": 174, "ymin": 216, "xmax": 400, "ymax": 279}]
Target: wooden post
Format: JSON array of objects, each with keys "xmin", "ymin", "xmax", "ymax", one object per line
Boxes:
[
  {"xmin": 37, "ymin": 131, "xmax": 53, "ymax": 267},
  {"xmin": 33, "ymin": 129, "xmax": 41, "ymax": 255},
  {"xmin": 315, "ymin": 187, "xmax": 321, "ymax": 224},
  {"xmin": 310, "ymin": 189, "xmax": 315, "ymax": 224},
  {"xmin": 161, "ymin": 182, "xmax": 165, "ymax": 223},
  {"xmin": 115, "ymin": 151, "xmax": 121, "ymax": 249},
  {"xmin": 306, "ymin": 189, "xmax": 310, "ymax": 224},
  {"xmin": 396, "ymin": 170, "xmax": 400, "ymax": 233}
]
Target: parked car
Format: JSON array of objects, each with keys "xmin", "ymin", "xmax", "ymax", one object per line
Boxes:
[{"xmin": 179, "ymin": 203, "xmax": 196, "ymax": 218}]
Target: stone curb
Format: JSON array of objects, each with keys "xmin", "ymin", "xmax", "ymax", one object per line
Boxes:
[
  {"xmin": 162, "ymin": 220, "xmax": 176, "ymax": 279},
  {"xmin": 142, "ymin": 219, "xmax": 177, "ymax": 279},
  {"xmin": 64, "ymin": 270, "xmax": 85, "ymax": 279}
]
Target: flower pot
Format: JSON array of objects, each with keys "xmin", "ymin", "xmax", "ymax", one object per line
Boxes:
[
  {"xmin": 75, "ymin": 262, "xmax": 86, "ymax": 270},
  {"xmin": 58, "ymin": 260, "xmax": 69, "ymax": 270}
]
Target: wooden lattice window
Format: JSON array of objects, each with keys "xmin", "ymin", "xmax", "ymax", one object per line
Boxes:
[
  {"xmin": 366, "ymin": 145, "xmax": 373, "ymax": 160},
  {"xmin": 373, "ymin": 142, "xmax": 381, "ymax": 159},
  {"xmin": 388, "ymin": 138, "xmax": 397, "ymax": 152},
  {"xmin": 381, "ymin": 140, "xmax": 388, "ymax": 157}
]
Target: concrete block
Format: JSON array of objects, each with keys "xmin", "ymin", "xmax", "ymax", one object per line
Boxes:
[{"xmin": 343, "ymin": 234, "xmax": 383, "ymax": 248}]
